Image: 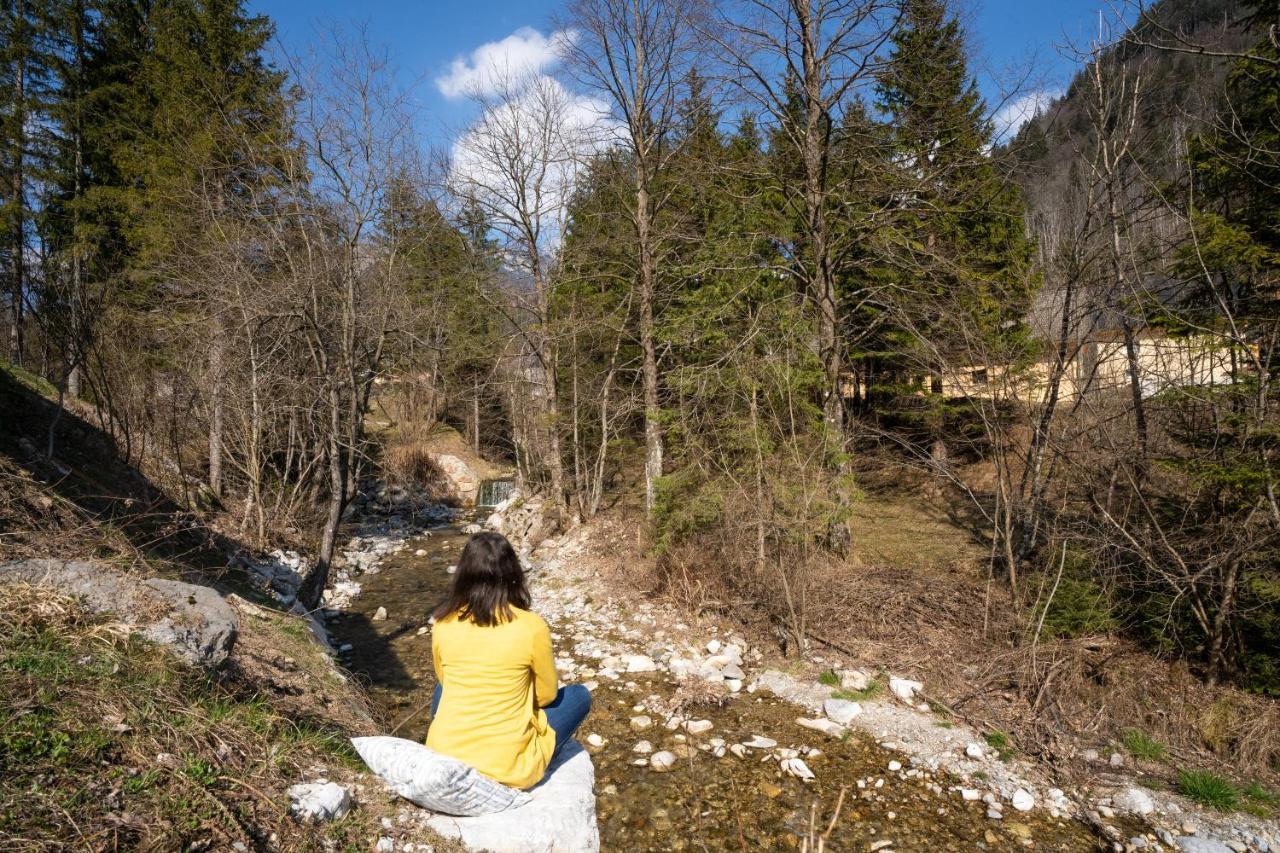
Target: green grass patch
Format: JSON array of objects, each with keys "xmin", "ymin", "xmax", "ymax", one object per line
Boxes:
[
  {"xmin": 1177, "ymin": 770, "xmax": 1240, "ymax": 811},
  {"xmin": 1242, "ymin": 782, "xmax": 1278, "ymax": 817},
  {"xmin": 1122, "ymin": 728, "xmax": 1167, "ymax": 762},
  {"xmin": 984, "ymin": 731, "xmax": 1016, "ymax": 761},
  {"xmin": 818, "ymin": 670, "xmax": 840, "ymax": 687}
]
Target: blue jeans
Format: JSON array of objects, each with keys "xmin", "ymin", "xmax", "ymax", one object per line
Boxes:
[{"xmin": 430, "ymin": 683, "xmax": 592, "ymax": 762}]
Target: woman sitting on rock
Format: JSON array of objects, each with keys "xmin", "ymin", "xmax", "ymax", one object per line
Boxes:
[{"xmin": 426, "ymin": 531, "xmax": 591, "ymax": 789}]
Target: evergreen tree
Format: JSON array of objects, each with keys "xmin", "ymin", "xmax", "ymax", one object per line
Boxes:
[
  {"xmin": 0, "ymin": 0, "xmax": 57, "ymax": 365},
  {"xmin": 874, "ymin": 0, "xmax": 1037, "ymax": 444}
]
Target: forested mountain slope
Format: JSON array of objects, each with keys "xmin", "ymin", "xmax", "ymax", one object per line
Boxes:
[{"xmin": 1007, "ymin": 0, "xmax": 1251, "ymax": 216}]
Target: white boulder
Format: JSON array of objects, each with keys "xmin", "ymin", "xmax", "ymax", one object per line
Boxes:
[
  {"xmin": 427, "ymin": 742, "xmax": 600, "ymax": 853},
  {"xmin": 823, "ymin": 698, "xmax": 862, "ymax": 725},
  {"xmin": 287, "ymin": 782, "xmax": 352, "ymax": 822},
  {"xmin": 889, "ymin": 677, "xmax": 922, "ymax": 703},
  {"xmin": 1114, "ymin": 786, "xmax": 1156, "ymax": 816}
]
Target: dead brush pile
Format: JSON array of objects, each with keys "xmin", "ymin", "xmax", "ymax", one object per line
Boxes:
[
  {"xmin": 0, "ymin": 584, "xmax": 368, "ymax": 851},
  {"xmin": 383, "ymin": 436, "xmax": 452, "ymax": 502}
]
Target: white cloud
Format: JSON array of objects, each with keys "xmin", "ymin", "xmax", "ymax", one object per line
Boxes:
[
  {"xmin": 992, "ymin": 89, "xmax": 1062, "ymax": 143},
  {"xmin": 450, "ymin": 76, "xmax": 621, "ymax": 254},
  {"xmin": 436, "ymin": 27, "xmax": 577, "ymax": 99}
]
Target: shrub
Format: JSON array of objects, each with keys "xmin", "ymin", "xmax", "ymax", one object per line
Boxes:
[{"xmin": 1030, "ymin": 554, "xmax": 1116, "ymax": 640}]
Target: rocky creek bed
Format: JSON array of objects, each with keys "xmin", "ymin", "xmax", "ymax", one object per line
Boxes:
[
  {"xmin": 266, "ymin": 484, "xmax": 1277, "ymax": 853},
  {"xmin": 318, "ymin": 506, "xmax": 1096, "ymax": 851}
]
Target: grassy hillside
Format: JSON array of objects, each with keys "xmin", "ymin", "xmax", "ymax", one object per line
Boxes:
[{"xmin": 0, "ymin": 362, "xmax": 443, "ymax": 849}]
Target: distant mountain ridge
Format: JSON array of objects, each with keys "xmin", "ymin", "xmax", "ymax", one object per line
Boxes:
[{"xmin": 1006, "ymin": 0, "xmax": 1251, "ymax": 217}]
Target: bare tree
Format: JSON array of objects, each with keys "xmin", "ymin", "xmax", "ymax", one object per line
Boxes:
[
  {"xmin": 448, "ymin": 70, "xmax": 606, "ymax": 507},
  {"xmin": 560, "ymin": 0, "xmax": 707, "ymax": 515},
  {"xmin": 708, "ymin": 0, "xmax": 897, "ymax": 436}
]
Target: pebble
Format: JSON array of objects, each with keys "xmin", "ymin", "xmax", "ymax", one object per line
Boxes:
[
  {"xmin": 781, "ymin": 757, "xmax": 815, "ymax": 780},
  {"xmin": 372, "ymin": 606, "xmax": 387, "ymax": 621},
  {"xmin": 633, "ymin": 740, "xmax": 653, "ymax": 754},
  {"xmin": 961, "ymin": 789, "xmax": 981, "ymax": 801},
  {"xmin": 964, "ymin": 743, "xmax": 984, "ymax": 759},
  {"xmin": 888, "ymin": 760, "xmax": 902, "ymax": 772},
  {"xmin": 585, "ymin": 733, "xmax": 605, "ymax": 751},
  {"xmin": 684, "ymin": 719, "xmax": 713, "ymax": 735},
  {"xmin": 1011, "ymin": 789, "xmax": 1034, "ymax": 811},
  {"xmin": 649, "ymin": 751, "xmax": 677, "ymax": 772},
  {"xmin": 871, "ymin": 841, "xmax": 894, "ymax": 851},
  {"xmin": 629, "ymin": 715, "xmax": 653, "ymax": 731}
]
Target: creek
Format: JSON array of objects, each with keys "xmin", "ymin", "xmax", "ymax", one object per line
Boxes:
[{"xmin": 327, "ymin": 510, "xmax": 1101, "ymax": 851}]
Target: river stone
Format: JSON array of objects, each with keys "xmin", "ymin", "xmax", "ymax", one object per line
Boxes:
[
  {"xmin": 287, "ymin": 781, "xmax": 352, "ymax": 822},
  {"xmin": 889, "ymin": 677, "xmax": 922, "ymax": 702},
  {"xmin": 1011, "ymin": 789, "xmax": 1035, "ymax": 811},
  {"xmin": 0, "ymin": 559, "xmax": 237, "ymax": 668},
  {"xmin": 823, "ymin": 698, "xmax": 862, "ymax": 724},
  {"xmin": 427, "ymin": 741, "xmax": 600, "ymax": 853},
  {"xmin": 629, "ymin": 716, "xmax": 652, "ymax": 731},
  {"xmin": 1114, "ymin": 786, "xmax": 1156, "ymax": 816},
  {"xmin": 840, "ymin": 669, "xmax": 870, "ymax": 691},
  {"xmin": 649, "ymin": 751, "xmax": 677, "ymax": 772},
  {"xmin": 622, "ymin": 654, "xmax": 658, "ymax": 673},
  {"xmin": 1176, "ymin": 838, "xmax": 1233, "ymax": 853},
  {"xmin": 796, "ymin": 717, "xmax": 845, "ymax": 738}
]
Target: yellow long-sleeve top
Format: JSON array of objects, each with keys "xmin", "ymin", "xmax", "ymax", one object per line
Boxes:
[{"xmin": 426, "ymin": 606, "xmax": 559, "ymax": 789}]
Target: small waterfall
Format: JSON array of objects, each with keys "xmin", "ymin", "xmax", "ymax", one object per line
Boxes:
[{"xmin": 476, "ymin": 478, "xmax": 515, "ymax": 509}]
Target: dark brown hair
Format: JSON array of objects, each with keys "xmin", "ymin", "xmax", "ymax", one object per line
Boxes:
[{"xmin": 432, "ymin": 531, "xmax": 531, "ymax": 626}]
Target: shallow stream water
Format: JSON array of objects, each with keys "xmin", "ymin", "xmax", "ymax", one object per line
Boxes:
[{"xmin": 329, "ymin": 522, "xmax": 1102, "ymax": 851}]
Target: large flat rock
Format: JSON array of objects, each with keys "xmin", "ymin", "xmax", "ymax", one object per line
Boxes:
[
  {"xmin": 425, "ymin": 741, "xmax": 599, "ymax": 853},
  {"xmin": 0, "ymin": 558, "xmax": 237, "ymax": 668}
]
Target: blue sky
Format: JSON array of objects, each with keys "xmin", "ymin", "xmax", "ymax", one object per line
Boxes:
[{"xmin": 248, "ymin": 0, "xmax": 1115, "ymax": 148}]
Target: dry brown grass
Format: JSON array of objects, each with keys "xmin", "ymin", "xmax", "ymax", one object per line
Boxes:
[
  {"xmin": 384, "ymin": 438, "xmax": 451, "ymax": 496},
  {"xmin": 587, "ymin": 489, "xmax": 1280, "ymax": 788}
]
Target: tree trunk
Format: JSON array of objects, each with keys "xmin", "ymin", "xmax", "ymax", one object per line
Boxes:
[
  {"xmin": 797, "ymin": 0, "xmax": 842, "ymax": 436},
  {"xmin": 299, "ymin": 385, "xmax": 348, "ymax": 610},
  {"xmin": 10, "ymin": 8, "xmax": 26, "ymax": 367},
  {"xmin": 637, "ymin": 183, "xmax": 663, "ymax": 515},
  {"xmin": 208, "ymin": 318, "xmax": 226, "ymax": 497}
]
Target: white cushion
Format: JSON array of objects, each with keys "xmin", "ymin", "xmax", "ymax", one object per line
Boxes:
[{"xmin": 351, "ymin": 736, "xmax": 532, "ymax": 816}]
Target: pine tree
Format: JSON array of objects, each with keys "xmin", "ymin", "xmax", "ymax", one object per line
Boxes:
[
  {"xmin": 875, "ymin": 0, "xmax": 1037, "ymax": 444},
  {"xmin": 0, "ymin": 0, "xmax": 57, "ymax": 365}
]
